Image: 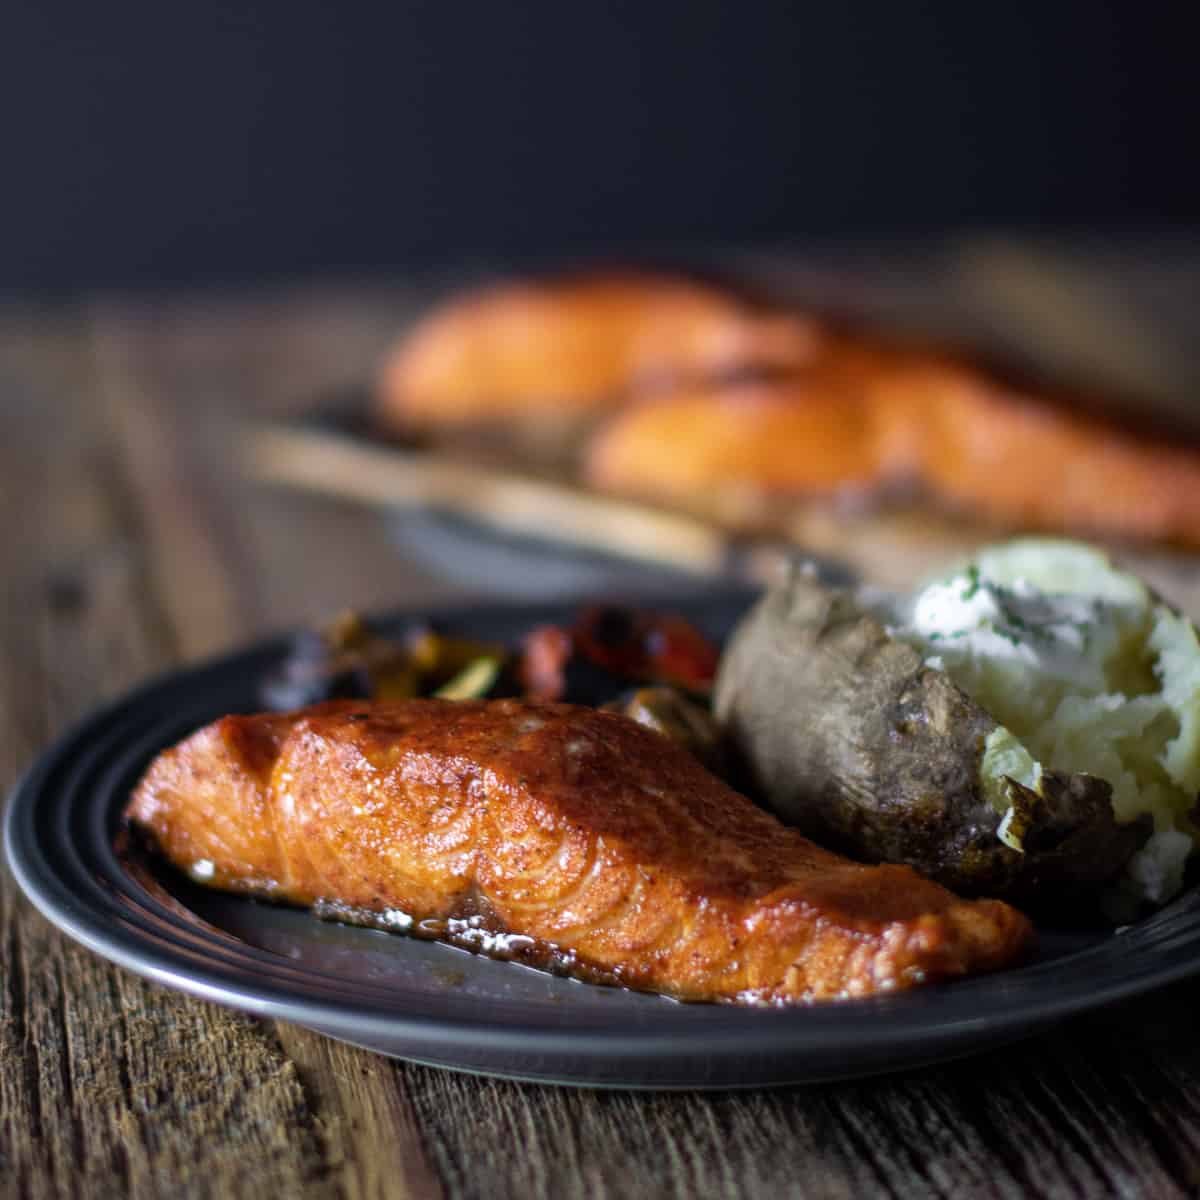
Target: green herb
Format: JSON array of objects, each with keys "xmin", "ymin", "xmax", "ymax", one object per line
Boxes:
[{"xmin": 961, "ymin": 564, "xmax": 982, "ymax": 600}]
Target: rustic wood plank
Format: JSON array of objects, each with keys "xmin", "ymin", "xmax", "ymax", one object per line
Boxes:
[
  {"xmin": 274, "ymin": 1029, "xmax": 444, "ymax": 1200},
  {"xmin": 0, "ymin": 314, "xmax": 340, "ymax": 1200},
  {"xmin": 400, "ymin": 975, "xmax": 1200, "ymax": 1200},
  {"xmin": 88, "ymin": 291, "xmax": 460, "ymax": 648}
]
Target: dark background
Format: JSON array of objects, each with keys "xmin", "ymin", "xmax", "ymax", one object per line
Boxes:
[{"xmin": 2, "ymin": 1, "xmax": 1196, "ymax": 293}]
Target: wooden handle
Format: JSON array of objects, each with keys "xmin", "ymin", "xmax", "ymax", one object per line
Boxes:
[{"xmin": 244, "ymin": 423, "xmax": 794, "ymax": 585}]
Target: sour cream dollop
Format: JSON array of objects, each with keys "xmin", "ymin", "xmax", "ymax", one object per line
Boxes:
[{"xmin": 899, "ymin": 565, "xmax": 1128, "ymax": 696}]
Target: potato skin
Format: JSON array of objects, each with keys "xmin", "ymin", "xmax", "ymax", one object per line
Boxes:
[{"xmin": 714, "ymin": 568, "xmax": 1150, "ymax": 905}]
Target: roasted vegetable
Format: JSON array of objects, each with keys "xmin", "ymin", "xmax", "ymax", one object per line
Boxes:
[
  {"xmin": 516, "ymin": 607, "xmax": 719, "ymax": 705},
  {"xmin": 261, "ymin": 612, "xmax": 419, "ymax": 708},
  {"xmin": 266, "ymin": 605, "xmax": 719, "ymax": 719},
  {"xmin": 714, "ymin": 558, "xmax": 1154, "ymax": 906},
  {"xmin": 603, "ymin": 686, "xmax": 728, "ymax": 775},
  {"xmin": 574, "ymin": 606, "xmax": 719, "ymax": 694},
  {"xmin": 434, "ymin": 656, "xmax": 505, "ymax": 700},
  {"xmin": 262, "ymin": 612, "xmax": 508, "ymax": 709},
  {"xmin": 517, "ymin": 625, "xmax": 627, "ymax": 704},
  {"xmin": 407, "ymin": 629, "xmax": 509, "ymax": 689}
]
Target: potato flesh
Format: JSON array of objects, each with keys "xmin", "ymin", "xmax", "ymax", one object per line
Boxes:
[{"xmin": 897, "ymin": 540, "xmax": 1200, "ymax": 844}]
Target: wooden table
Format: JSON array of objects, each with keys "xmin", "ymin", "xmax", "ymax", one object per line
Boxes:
[{"xmin": 4, "ymin": 239, "xmax": 1200, "ymax": 1199}]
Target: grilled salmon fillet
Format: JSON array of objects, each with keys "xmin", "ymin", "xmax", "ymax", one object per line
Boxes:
[
  {"xmin": 126, "ymin": 699, "xmax": 1031, "ymax": 1003},
  {"xmin": 587, "ymin": 347, "xmax": 1200, "ymax": 547},
  {"xmin": 377, "ymin": 272, "xmax": 818, "ymax": 434}
]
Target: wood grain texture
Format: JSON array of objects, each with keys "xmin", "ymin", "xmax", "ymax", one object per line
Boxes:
[
  {"xmin": 398, "ymin": 981, "xmax": 1200, "ymax": 1200},
  {"xmin": 0, "ymin": 316, "xmax": 338, "ymax": 1200},
  {"xmin": 3, "ymin": 247, "xmax": 1200, "ymax": 1198}
]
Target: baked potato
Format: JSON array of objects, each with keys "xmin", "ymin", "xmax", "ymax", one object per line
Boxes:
[{"xmin": 714, "ymin": 541, "xmax": 1200, "ymax": 908}]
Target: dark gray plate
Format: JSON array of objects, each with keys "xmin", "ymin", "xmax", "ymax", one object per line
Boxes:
[{"xmin": 8, "ymin": 592, "xmax": 1200, "ymax": 1089}]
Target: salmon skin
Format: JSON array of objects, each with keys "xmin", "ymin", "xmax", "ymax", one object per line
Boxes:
[{"xmin": 126, "ymin": 698, "xmax": 1032, "ymax": 1004}]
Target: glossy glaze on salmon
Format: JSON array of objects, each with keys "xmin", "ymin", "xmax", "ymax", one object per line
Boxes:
[{"xmin": 125, "ymin": 699, "xmax": 1031, "ymax": 1004}]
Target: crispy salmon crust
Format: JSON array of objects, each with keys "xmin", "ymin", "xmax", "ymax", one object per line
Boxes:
[{"xmin": 126, "ymin": 699, "xmax": 1031, "ymax": 1003}]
